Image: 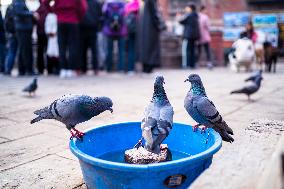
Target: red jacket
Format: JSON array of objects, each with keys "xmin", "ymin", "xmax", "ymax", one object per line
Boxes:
[{"xmin": 45, "ymin": 0, "xmax": 87, "ymax": 24}]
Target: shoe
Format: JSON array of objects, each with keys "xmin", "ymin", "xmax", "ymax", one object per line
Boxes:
[
  {"xmin": 59, "ymin": 69, "xmax": 67, "ymax": 78},
  {"xmin": 127, "ymin": 71, "xmax": 135, "ymax": 76},
  {"xmin": 66, "ymin": 70, "xmax": 79, "ymax": 78}
]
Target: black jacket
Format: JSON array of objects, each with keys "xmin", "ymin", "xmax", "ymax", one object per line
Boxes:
[
  {"xmin": 80, "ymin": 0, "xmax": 102, "ymax": 30},
  {"xmin": 13, "ymin": 0, "xmax": 34, "ymax": 31},
  {"xmin": 180, "ymin": 12, "xmax": 200, "ymax": 40},
  {"xmin": 0, "ymin": 11, "xmax": 5, "ymax": 44}
]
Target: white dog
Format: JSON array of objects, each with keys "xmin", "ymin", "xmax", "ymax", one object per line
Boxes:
[{"xmin": 229, "ymin": 37, "xmax": 255, "ymax": 72}]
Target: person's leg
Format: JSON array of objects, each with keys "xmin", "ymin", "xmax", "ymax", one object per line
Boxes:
[
  {"xmin": 105, "ymin": 36, "xmax": 114, "ymax": 72},
  {"xmin": 182, "ymin": 39, "xmax": 188, "ymax": 68},
  {"xmin": 16, "ymin": 31, "xmax": 26, "ymax": 75},
  {"xmin": 80, "ymin": 27, "xmax": 88, "ymax": 73},
  {"xmin": 22, "ymin": 30, "xmax": 34, "ymax": 74},
  {"xmin": 204, "ymin": 42, "xmax": 211, "ymax": 62},
  {"xmin": 36, "ymin": 33, "xmax": 46, "ymax": 74},
  {"xmin": 0, "ymin": 43, "xmax": 6, "ymax": 73},
  {"xmin": 127, "ymin": 34, "xmax": 135, "ymax": 72},
  {"xmin": 68, "ymin": 24, "xmax": 80, "ymax": 71},
  {"xmin": 117, "ymin": 37, "xmax": 125, "ymax": 71},
  {"xmin": 90, "ymin": 31, "xmax": 98, "ymax": 73},
  {"xmin": 187, "ymin": 39, "xmax": 195, "ymax": 68},
  {"xmin": 196, "ymin": 43, "xmax": 202, "ymax": 63},
  {"xmin": 47, "ymin": 55, "xmax": 53, "ymax": 74},
  {"xmin": 57, "ymin": 24, "xmax": 68, "ymax": 70},
  {"xmin": 5, "ymin": 36, "xmax": 16, "ymax": 74}
]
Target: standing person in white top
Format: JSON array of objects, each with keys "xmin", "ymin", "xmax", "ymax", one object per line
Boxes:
[
  {"xmin": 197, "ymin": 5, "xmax": 212, "ymax": 69},
  {"xmin": 45, "ymin": 12, "xmax": 59, "ymax": 75}
]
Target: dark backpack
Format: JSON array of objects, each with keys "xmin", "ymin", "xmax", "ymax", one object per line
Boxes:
[
  {"xmin": 4, "ymin": 5, "xmax": 15, "ymax": 34},
  {"xmin": 125, "ymin": 12, "xmax": 137, "ymax": 34},
  {"xmin": 106, "ymin": 2, "xmax": 124, "ymax": 32}
]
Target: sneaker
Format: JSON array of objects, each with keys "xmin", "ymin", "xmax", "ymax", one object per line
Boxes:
[
  {"xmin": 59, "ymin": 69, "xmax": 67, "ymax": 78},
  {"xmin": 127, "ymin": 71, "xmax": 135, "ymax": 76},
  {"xmin": 66, "ymin": 70, "xmax": 79, "ymax": 78}
]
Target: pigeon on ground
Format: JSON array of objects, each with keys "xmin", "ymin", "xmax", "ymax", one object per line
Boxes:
[
  {"xmin": 244, "ymin": 70, "xmax": 262, "ymax": 82},
  {"xmin": 135, "ymin": 76, "xmax": 174, "ymax": 153},
  {"xmin": 31, "ymin": 94, "xmax": 113, "ymax": 140},
  {"xmin": 231, "ymin": 75, "xmax": 263, "ymax": 100},
  {"xmin": 184, "ymin": 74, "xmax": 234, "ymax": 143},
  {"xmin": 23, "ymin": 78, "xmax": 37, "ymax": 96}
]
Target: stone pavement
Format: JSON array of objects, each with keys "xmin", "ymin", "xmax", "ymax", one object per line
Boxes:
[{"xmin": 0, "ymin": 64, "xmax": 284, "ymax": 189}]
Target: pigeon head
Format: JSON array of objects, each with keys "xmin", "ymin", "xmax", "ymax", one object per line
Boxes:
[
  {"xmin": 184, "ymin": 74, "xmax": 202, "ymax": 84},
  {"xmin": 152, "ymin": 76, "xmax": 168, "ymax": 103},
  {"xmin": 154, "ymin": 76, "xmax": 165, "ymax": 86},
  {"xmin": 96, "ymin": 97, "xmax": 113, "ymax": 113},
  {"xmin": 185, "ymin": 74, "xmax": 206, "ymax": 96}
]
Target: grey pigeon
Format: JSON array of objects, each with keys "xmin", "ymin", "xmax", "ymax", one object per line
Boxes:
[
  {"xmin": 231, "ymin": 75, "xmax": 263, "ymax": 100},
  {"xmin": 184, "ymin": 74, "xmax": 234, "ymax": 143},
  {"xmin": 23, "ymin": 78, "xmax": 37, "ymax": 96},
  {"xmin": 31, "ymin": 94, "xmax": 113, "ymax": 140},
  {"xmin": 245, "ymin": 70, "xmax": 262, "ymax": 82},
  {"xmin": 137, "ymin": 76, "xmax": 174, "ymax": 153}
]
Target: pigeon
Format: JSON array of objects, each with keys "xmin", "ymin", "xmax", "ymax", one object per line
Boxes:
[
  {"xmin": 244, "ymin": 70, "xmax": 262, "ymax": 82},
  {"xmin": 231, "ymin": 75, "xmax": 263, "ymax": 100},
  {"xmin": 23, "ymin": 78, "xmax": 37, "ymax": 96},
  {"xmin": 184, "ymin": 74, "xmax": 234, "ymax": 143},
  {"xmin": 135, "ymin": 76, "xmax": 174, "ymax": 153},
  {"xmin": 31, "ymin": 94, "xmax": 113, "ymax": 140}
]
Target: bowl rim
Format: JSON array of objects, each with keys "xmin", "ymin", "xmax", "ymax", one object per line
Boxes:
[{"xmin": 69, "ymin": 122, "xmax": 222, "ymax": 171}]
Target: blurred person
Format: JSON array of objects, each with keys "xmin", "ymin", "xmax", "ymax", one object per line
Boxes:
[
  {"xmin": 45, "ymin": 11, "xmax": 59, "ymax": 74},
  {"xmin": 242, "ymin": 21, "xmax": 257, "ymax": 43},
  {"xmin": 124, "ymin": 0, "xmax": 139, "ymax": 75},
  {"xmin": 138, "ymin": 0, "xmax": 166, "ymax": 74},
  {"xmin": 179, "ymin": 3, "xmax": 200, "ymax": 69},
  {"xmin": 45, "ymin": 0, "xmax": 88, "ymax": 78},
  {"xmin": 4, "ymin": 2, "xmax": 18, "ymax": 75},
  {"xmin": 14, "ymin": 0, "xmax": 35, "ymax": 76},
  {"xmin": 197, "ymin": 5, "xmax": 212, "ymax": 69},
  {"xmin": 0, "ymin": 6, "xmax": 6, "ymax": 73},
  {"xmin": 34, "ymin": 0, "xmax": 49, "ymax": 74},
  {"xmin": 102, "ymin": 0, "xmax": 127, "ymax": 72},
  {"xmin": 80, "ymin": 0, "xmax": 102, "ymax": 75}
]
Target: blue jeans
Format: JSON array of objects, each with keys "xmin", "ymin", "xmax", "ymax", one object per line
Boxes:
[
  {"xmin": 127, "ymin": 34, "xmax": 136, "ymax": 72},
  {"xmin": 105, "ymin": 36, "xmax": 125, "ymax": 72},
  {"xmin": 5, "ymin": 35, "xmax": 17, "ymax": 74}
]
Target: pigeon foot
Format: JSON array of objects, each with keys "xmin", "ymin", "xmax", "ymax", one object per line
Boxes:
[
  {"xmin": 134, "ymin": 137, "xmax": 143, "ymax": 149},
  {"xmin": 70, "ymin": 130, "xmax": 84, "ymax": 141},
  {"xmin": 192, "ymin": 124, "xmax": 201, "ymax": 132},
  {"xmin": 72, "ymin": 128, "xmax": 85, "ymax": 137}
]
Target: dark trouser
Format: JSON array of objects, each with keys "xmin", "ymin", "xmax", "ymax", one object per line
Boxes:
[
  {"xmin": 16, "ymin": 30, "xmax": 34, "ymax": 75},
  {"xmin": 80, "ymin": 27, "xmax": 98, "ymax": 73},
  {"xmin": 197, "ymin": 42, "xmax": 211, "ymax": 62},
  {"xmin": 186, "ymin": 39, "xmax": 196, "ymax": 68},
  {"xmin": 47, "ymin": 56, "xmax": 59, "ymax": 74},
  {"xmin": 105, "ymin": 36, "xmax": 125, "ymax": 72},
  {"xmin": 5, "ymin": 35, "xmax": 18, "ymax": 74},
  {"xmin": 37, "ymin": 33, "xmax": 47, "ymax": 74},
  {"xmin": 142, "ymin": 64, "xmax": 153, "ymax": 73},
  {"xmin": 57, "ymin": 23, "xmax": 80, "ymax": 70},
  {"xmin": 127, "ymin": 34, "xmax": 136, "ymax": 72},
  {"xmin": 0, "ymin": 43, "xmax": 6, "ymax": 72}
]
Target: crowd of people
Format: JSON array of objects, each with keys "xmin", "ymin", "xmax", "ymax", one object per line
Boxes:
[{"xmin": 0, "ymin": 0, "xmax": 213, "ymax": 77}]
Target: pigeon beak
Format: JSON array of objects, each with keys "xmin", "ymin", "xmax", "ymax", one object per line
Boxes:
[
  {"xmin": 184, "ymin": 78, "xmax": 189, "ymax": 82},
  {"xmin": 109, "ymin": 107, "xmax": 113, "ymax": 113}
]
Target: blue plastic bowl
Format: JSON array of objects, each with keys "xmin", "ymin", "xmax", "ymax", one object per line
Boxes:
[{"xmin": 70, "ymin": 122, "xmax": 222, "ymax": 189}]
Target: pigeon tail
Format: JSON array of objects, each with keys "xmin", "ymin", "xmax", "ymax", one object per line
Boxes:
[
  {"xmin": 230, "ymin": 88, "xmax": 246, "ymax": 94},
  {"xmin": 214, "ymin": 122, "xmax": 234, "ymax": 143}
]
